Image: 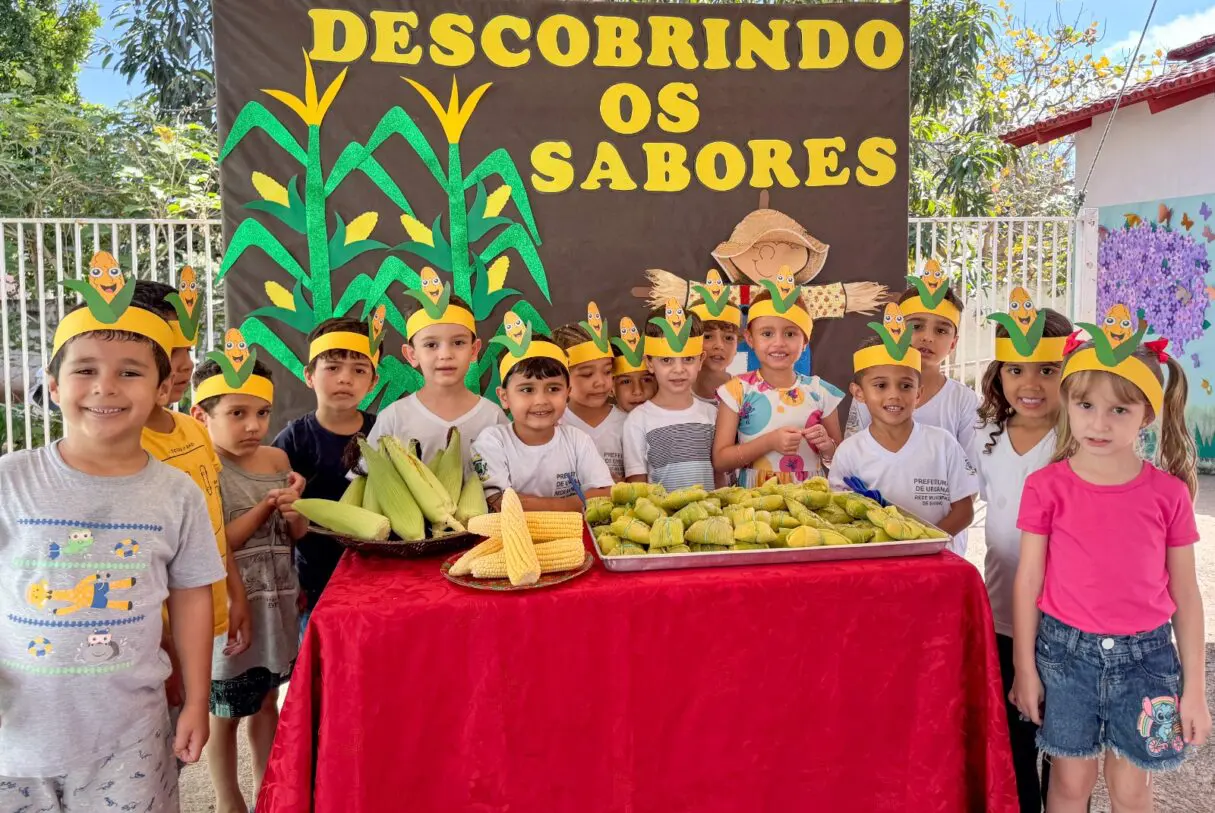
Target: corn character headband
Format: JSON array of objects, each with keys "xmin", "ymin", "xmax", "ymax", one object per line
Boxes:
[
  {"xmin": 900, "ymin": 259, "xmax": 961, "ymax": 328},
  {"xmin": 492, "ymin": 311, "xmax": 568, "ymax": 380},
  {"xmin": 853, "ymin": 303, "xmax": 923, "ymax": 372},
  {"xmin": 647, "ymin": 298, "xmax": 704, "ymax": 358},
  {"xmin": 689, "ymin": 269, "xmax": 742, "ymax": 328},
  {"xmin": 53, "ymin": 252, "xmax": 175, "ymax": 359},
  {"xmin": 566, "ymin": 302, "xmax": 614, "ymax": 367},
  {"xmin": 404, "ymin": 268, "xmax": 476, "ymax": 338},
  {"xmin": 165, "ymin": 266, "xmax": 202, "ymax": 349},
  {"xmin": 193, "ymin": 327, "xmax": 275, "ymax": 405},
  {"xmin": 612, "ymin": 317, "xmax": 647, "ymax": 375},
  {"xmin": 1062, "ymin": 304, "xmax": 1162, "ymax": 416},
  {"xmin": 308, "ymin": 306, "xmax": 385, "ymax": 367},
  {"xmin": 987, "ymin": 287, "xmax": 1067, "ymax": 363},
  {"xmin": 746, "ymin": 266, "xmax": 812, "ymax": 338}
]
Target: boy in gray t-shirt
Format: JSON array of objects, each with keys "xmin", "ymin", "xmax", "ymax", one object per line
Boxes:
[{"xmin": 0, "ymin": 285, "xmax": 224, "ymax": 811}]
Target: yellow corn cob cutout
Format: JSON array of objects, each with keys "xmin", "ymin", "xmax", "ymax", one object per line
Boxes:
[{"xmin": 500, "ymin": 489, "xmax": 541, "ymax": 586}]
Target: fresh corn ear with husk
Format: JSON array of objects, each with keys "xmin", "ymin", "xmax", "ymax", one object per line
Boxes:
[
  {"xmin": 357, "ymin": 439, "xmax": 425, "ymax": 540},
  {"xmin": 470, "ymin": 538, "xmax": 585, "ymax": 579},
  {"xmin": 455, "ymin": 473, "xmax": 489, "ymax": 524},
  {"xmin": 611, "ymin": 481, "xmax": 649, "ymax": 505},
  {"xmin": 468, "ymin": 510, "xmax": 583, "ymax": 542},
  {"xmin": 294, "ymin": 499, "xmax": 391, "ymax": 541},
  {"xmin": 382, "ymin": 436, "xmax": 464, "ymax": 532},
  {"xmin": 648, "ymin": 517, "xmax": 684, "ymax": 549},
  {"xmin": 685, "ymin": 517, "xmax": 733, "ymax": 546},
  {"xmin": 339, "ymin": 476, "xmax": 366, "ymax": 506},
  {"xmin": 633, "ymin": 497, "xmax": 666, "ymax": 525},
  {"xmin": 500, "ymin": 489, "xmax": 540, "ymax": 586},
  {"xmin": 585, "ymin": 497, "xmax": 614, "ymax": 525},
  {"xmin": 362, "ymin": 478, "xmax": 382, "ymax": 514},
  {"xmin": 435, "ymin": 428, "xmax": 463, "ymax": 503}
]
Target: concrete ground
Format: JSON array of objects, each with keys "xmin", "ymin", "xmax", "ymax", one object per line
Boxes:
[{"xmin": 179, "ymin": 479, "xmax": 1215, "ymax": 812}]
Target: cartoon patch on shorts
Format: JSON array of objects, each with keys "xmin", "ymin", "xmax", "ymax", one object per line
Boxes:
[{"xmin": 1138, "ymin": 695, "xmax": 1184, "ymax": 755}]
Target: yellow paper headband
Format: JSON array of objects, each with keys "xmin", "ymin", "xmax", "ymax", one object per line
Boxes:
[
  {"xmin": 900, "ymin": 295, "xmax": 961, "ymax": 328},
  {"xmin": 746, "ymin": 298, "xmax": 813, "ymax": 338},
  {"xmin": 308, "ymin": 332, "xmax": 379, "ymax": 366},
  {"xmin": 995, "ymin": 336, "xmax": 1068, "ymax": 363},
  {"xmin": 167, "ymin": 320, "xmax": 197, "ymax": 350},
  {"xmin": 567, "ymin": 302, "xmax": 613, "ymax": 367},
  {"xmin": 646, "ymin": 335, "xmax": 705, "ymax": 358},
  {"xmin": 567, "ymin": 341, "xmax": 613, "ymax": 367},
  {"xmin": 853, "ymin": 344, "xmax": 922, "ymax": 373},
  {"xmin": 1061, "ymin": 303, "xmax": 1163, "ymax": 416},
  {"xmin": 193, "ymin": 374, "xmax": 275, "ymax": 406},
  {"xmin": 53, "ymin": 305, "xmax": 175, "ymax": 359},
  {"xmin": 498, "ymin": 341, "xmax": 569, "ymax": 381},
  {"xmin": 690, "ymin": 302, "xmax": 742, "ymax": 328},
  {"xmin": 406, "ymin": 305, "xmax": 476, "ymax": 339},
  {"xmin": 1062, "ymin": 350, "xmax": 1162, "ymax": 416},
  {"xmin": 614, "ymin": 355, "xmax": 647, "ymax": 376}
]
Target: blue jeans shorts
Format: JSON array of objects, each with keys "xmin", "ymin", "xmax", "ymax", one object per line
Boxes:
[{"xmin": 1036, "ymin": 613, "xmax": 1189, "ymax": 772}]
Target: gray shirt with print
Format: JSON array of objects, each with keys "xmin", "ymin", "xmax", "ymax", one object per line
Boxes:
[{"xmin": 0, "ymin": 442, "xmax": 226, "ymax": 777}]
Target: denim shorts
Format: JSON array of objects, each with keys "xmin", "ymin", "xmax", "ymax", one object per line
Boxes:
[{"xmin": 1036, "ymin": 613, "xmax": 1188, "ymax": 771}]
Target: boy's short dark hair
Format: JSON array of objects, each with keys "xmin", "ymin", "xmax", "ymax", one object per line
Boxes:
[
  {"xmin": 47, "ymin": 304, "xmax": 172, "ymax": 384},
  {"xmin": 405, "ymin": 294, "xmax": 476, "ymax": 346},
  {"xmin": 644, "ymin": 310, "xmax": 703, "ymax": 341},
  {"xmin": 502, "ymin": 356, "xmax": 569, "ymax": 387},
  {"xmin": 306, "ymin": 317, "xmax": 374, "ymax": 374},
  {"xmin": 191, "ymin": 357, "xmax": 274, "ymax": 414},
  {"xmin": 131, "ymin": 280, "xmax": 177, "ymax": 321},
  {"xmin": 898, "ymin": 286, "xmax": 965, "ymax": 316},
  {"xmin": 701, "ymin": 320, "xmax": 739, "ymax": 335},
  {"xmin": 852, "ymin": 335, "xmax": 921, "ymax": 385},
  {"xmin": 551, "ymin": 323, "xmax": 593, "ymax": 351}
]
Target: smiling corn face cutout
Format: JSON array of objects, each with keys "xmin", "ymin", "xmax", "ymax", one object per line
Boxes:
[
  {"xmin": 988, "ymin": 287, "xmax": 1066, "ymax": 364},
  {"xmin": 52, "ymin": 253, "xmax": 172, "ymax": 359},
  {"xmin": 88, "ymin": 251, "xmax": 125, "ymax": 303}
]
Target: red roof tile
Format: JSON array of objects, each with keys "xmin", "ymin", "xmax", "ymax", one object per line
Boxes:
[
  {"xmin": 1168, "ymin": 34, "xmax": 1215, "ymax": 62},
  {"xmin": 1002, "ymin": 53, "xmax": 1215, "ymax": 147}
]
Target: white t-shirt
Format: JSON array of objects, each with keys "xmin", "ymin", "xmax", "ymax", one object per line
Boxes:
[
  {"xmin": 828, "ymin": 422, "xmax": 980, "ymax": 555},
  {"xmin": 366, "ymin": 394, "xmax": 508, "ymax": 472},
  {"xmin": 472, "ymin": 424, "xmax": 615, "ymax": 500},
  {"xmin": 970, "ymin": 425, "xmax": 1055, "ymax": 637},
  {"xmin": 623, "ymin": 400, "xmax": 717, "ymax": 491},
  {"xmin": 846, "ymin": 377, "xmax": 980, "ymax": 451},
  {"xmin": 561, "ymin": 407, "xmax": 627, "ymax": 481}
]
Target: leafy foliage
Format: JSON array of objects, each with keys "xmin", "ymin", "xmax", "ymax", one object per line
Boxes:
[{"xmin": 0, "ymin": 0, "xmax": 100, "ymax": 99}]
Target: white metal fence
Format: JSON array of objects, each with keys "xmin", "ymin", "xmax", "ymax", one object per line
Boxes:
[{"xmin": 0, "ymin": 212, "xmax": 1098, "ymax": 454}]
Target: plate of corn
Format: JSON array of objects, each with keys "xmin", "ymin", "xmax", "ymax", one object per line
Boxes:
[
  {"xmin": 292, "ymin": 430, "xmax": 491, "ymax": 558},
  {"xmin": 441, "ymin": 491, "xmax": 594, "ymax": 590}
]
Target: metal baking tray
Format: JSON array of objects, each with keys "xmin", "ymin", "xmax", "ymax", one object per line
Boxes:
[{"xmin": 591, "ymin": 507, "xmax": 950, "ymax": 573}]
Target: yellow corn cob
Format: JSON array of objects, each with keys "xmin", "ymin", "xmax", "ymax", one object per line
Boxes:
[
  {"xmin": 500, "ymin": 489, "xmax": 540, "ymax": 586},
  {"xmin": 294, "ymin": 499, "xmax": 391, "ymax": 541},
  {"xmin": 356, "ymin": 439, "xmax": 424, "ymax": 540},
  {"xmin": 449, "ymin": 536, "xmax": 503, "ymax": 576},
  {"xmin": 468, "ymin": 511, "xmax": 583, "ymax": 542},
  {"xmin": 469, "ymin": 538, "xmax": 585, "ymax": 578}
]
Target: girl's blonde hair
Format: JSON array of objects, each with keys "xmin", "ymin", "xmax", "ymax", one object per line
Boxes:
[{"xmin": 1054, "ymin": 342, "xmax": 1197, "ymax": 497}]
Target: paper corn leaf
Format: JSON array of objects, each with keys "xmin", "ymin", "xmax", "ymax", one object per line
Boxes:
[
  {"xmin": 690, "ymin": 284, "xmax": 730, "ymax": 316},
  {"xmin": 757, "ymin": 279, "xmax": 800, "ymax": 312},
  {"xmin": 477, "ymin": 223, "xmax": 550, "ymax": 302},
  {"xmin": 647, "ymin": 316, "xmax": 691, "ymax": 352},
  {"xmin": 467, "ymin": 181, "xmax": 513, "ymax": 243},
  {"xmin": 489, "ymin": 333, "xmax": 527, "ymax": 357},
  {"xmin": 905, "ymin": 274, "xmax": 949, "ymax": 309},
  {"xmin": 986, "ymin": 311, "xmax": 1047, "ymax": 357},
  {"xmin": 865, "ymin": 322, "xmax": 914, "ymax": 360},
  {"xmin": 218, "ymin": 219, "xmax": 308, "ymax": 288},
  {"xmin": 325, "ymin": 143, "xmax": 415, "ymax": 217},
  {"xmin": 471, "ymin": 255, "xmax": 521, "ymax": 321},
  {"xmin": 328, "ymin": 214, "xmax": 389, "ymax": 272},
  {"xmin": 220, "ymin": 101, "xmax": 306, "ymax": 164},
  {"xmin": 610, "ymin": 336, "xmax": 645, "ymax": 367},
  {"xmin": 239, "ymin": 316, "xmax": 305, "ymax": 381},
  {"xmin": 463, "ymin": 148, "xmax": 542, "ymax": 244},
  {"xmin": 360, "ymin": 106, "xmax": 444, "ymax": 188},
  {"xmin": 365, "ymin": 356, "xmax": 425, "ymax": 411},
  {"xmin": 165, "ymin": 293, "xmax": 201, "ymax": 340},
  {"xmin": 204, "ymin": 348, "xmax": 258, "ymax": 388},
  {"xmin": 1074, "ymin": 319, "xmax": 1149, "ymax": 366},
  {"xmin": 63, "ymin": 274, "xmax": 137, "ymax": 325},
  {"xmin": 396, "ymin": 214, "xmax": 454, "ymax": 273},
  {"xmin": 578, "ymin": 320, "xmax": 611, "ymax": 352},
  {"xmin": 400, "ymin": 280, "xmax": 452, "ymax": 319}
]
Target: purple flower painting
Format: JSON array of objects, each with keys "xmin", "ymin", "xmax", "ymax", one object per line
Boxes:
[{"xmin": 1097, "ymin": 223, "xmax": 1211, "ymax": 354}]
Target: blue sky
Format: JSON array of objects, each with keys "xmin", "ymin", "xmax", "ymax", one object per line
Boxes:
[{"xmin": 76, "ymin": 0, "xmax": 1215, "ymax": 106}]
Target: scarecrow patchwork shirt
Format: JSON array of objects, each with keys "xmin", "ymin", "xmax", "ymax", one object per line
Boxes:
[{"xmin": 0, "ymin": 443, "xmax": 225, "ymax": 777}]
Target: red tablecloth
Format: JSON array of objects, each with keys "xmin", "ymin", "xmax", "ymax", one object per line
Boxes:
[{"xmin": 260, "ymin": 549, "xmax": 1017, "ymax": 813}]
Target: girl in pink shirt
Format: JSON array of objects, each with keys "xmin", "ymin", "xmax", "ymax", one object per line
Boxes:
[{"xmin": 1011, "ymin": 313, "xmax": 1211, "ymax": 813}]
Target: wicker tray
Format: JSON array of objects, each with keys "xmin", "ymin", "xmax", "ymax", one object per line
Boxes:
[{"xmin": 309, "ymin": 525, "xmax": 484, "ymax": 559}]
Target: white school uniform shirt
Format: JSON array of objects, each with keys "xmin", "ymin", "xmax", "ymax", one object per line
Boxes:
[
  {"xmin": 472, "ymin": 424, "xmax": 615, "ymax": 500},
  {"xmin": 846, "ymin": 377, "xmax": 980, "ymax": 451},
  {"xmin": 561, "ymin": 407, "xmax": 627, "ymax": 480},
  {"xmin": 365, "ymin": 394, "xmax": 508, "ymax": 473},
  {"xmin": 623, "ymin": 399, "xmax": 717, "ymax": 491},
  {"xmin": 828, "ymin": 422, "xmax": 980, "ymax": 555},
  {"xmin": 970, "ymin": 425, "xmax": 1055, "ymax": 637}
]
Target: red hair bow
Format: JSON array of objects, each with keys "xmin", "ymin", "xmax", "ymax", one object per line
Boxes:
[
  {"xmin": 1062, "ymin": 330, "xmax": 1085, "ymax": 356},
  {"xmin": 1143, "ymin": 338, "xmax": 1170, "ymax": 362}
]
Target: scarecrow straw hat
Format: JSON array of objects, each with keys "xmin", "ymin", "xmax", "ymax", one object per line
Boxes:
[{"xmin": 712, "ymin": 191, "xmax": 830, "ymax": 284}]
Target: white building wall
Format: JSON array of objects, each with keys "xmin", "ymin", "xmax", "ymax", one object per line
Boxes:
[{"xmin": 1074, "ymin": 93, "xmax": 1215, "ymax": 208}]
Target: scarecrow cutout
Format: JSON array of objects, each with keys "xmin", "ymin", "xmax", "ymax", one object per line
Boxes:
[{"xmin": 643, "ymin": 192, "xmax": 889, "ymax": 374}]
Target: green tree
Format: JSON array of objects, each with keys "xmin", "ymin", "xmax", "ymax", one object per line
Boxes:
[
  {"xmin": 101, "ymin": 0, "xmax": 214, "ymax": 119},
  {"xmin": 0, "ymin": 0, "xmax": 101, "ymax": 98}
]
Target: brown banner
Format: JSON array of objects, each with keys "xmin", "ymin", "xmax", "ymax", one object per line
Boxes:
[{"xmin": 214, "ymin": 0, "xmax": 909, "ymax": 419}]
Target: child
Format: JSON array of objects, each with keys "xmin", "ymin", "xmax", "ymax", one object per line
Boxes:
[
  {"xmin": 472, "ymin": 317, "xmax": 614, "ymax": 510},
  {"xmin": 828, "ymin": 318, "xmax": 978, "ymax": 553},
  {"xmin": 845, "ymin": 261, "xmax": 979, "ymax": 451},
  {"xmin": 972, "ymin": 290, "xmax": 1072, "ymax": 812},
  {"xmin": 273, "ymin": 317, "xmax": 378, "ymax": 615},
  {"xmin": 713, "ymin": 288, "xmax": 843, "ymax": 487},
  {"xmin": 690, "ymin": 270, "xmax": 743, "ymax": 405},
  {"xmin": 623, "ymin": 303, "xmax": 720, "ymax": 490},
  {"xmin": 553, "ymin": 303, "xmax": 627, "ymax": 480},
  {"xmin": 134, "ymin": 279, "xmax": 250, "ymax": 712},
  {"xmin": 1011, "ymin": 309, "xmax": 1211, "ymax": 811},
  {"xmin": 192, "ymin": 355, "xmax": 306, "ymax": 813},
  {"xmin": 0, "ymin": 281, "xmax": 224, "ymax": 809},
  {"xmin": 366, "ymin": 281, "xmax": 506, "ymax": 465},
  {"xmin": 612, "ymin": 316, "xmax": 657, "ymax": 412}
]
